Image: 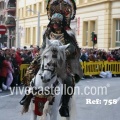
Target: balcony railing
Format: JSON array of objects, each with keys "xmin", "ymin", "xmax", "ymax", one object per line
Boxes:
[
  {"xmin": 5, "ymin": 17, "xmax": 16, "ymax": 27},
  {"xmin": 7, "ymin": 3, "xmax": 16, "ymax": 9}
]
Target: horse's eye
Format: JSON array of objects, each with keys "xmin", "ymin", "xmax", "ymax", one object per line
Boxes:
[
  {"xmin": 47, "ymin": 63, "xmax": 50, "ymax": 66},
  {"xmin": 44, "ymin": 55, "xmax": 47, "ymax": 58}
]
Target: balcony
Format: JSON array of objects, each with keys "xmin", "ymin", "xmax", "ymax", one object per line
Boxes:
[
  {"xmin": 7, "ymin": 3, "xmax": 16, "ymax": 9},
  {"xmin": 5, "ymin": 0, "xmax": 16, "ymax": 12},
  {"xmin": 5, "ymin": 17, "xmax": 16, "ymax": 27},
  {"xmin": 0, "ymin": 1, "xmax": 4, "ymax": 12},
  {"xmin": 0, "ymin": 15, "xmax": 4, "ymax": 24}
]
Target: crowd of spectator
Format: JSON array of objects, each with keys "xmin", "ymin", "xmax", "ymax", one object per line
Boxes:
[
  {"xmin": 80, "ymin": 48, "xmax": 120, "ymax": 62},
  {"xmin": 80, "ymin": 48, "xmax": 120, "ymax": 79},
  {"xmin": 0, "ymin": 46, "xmax": 40, "ymax": 92},
  {"xmin": 0, "ymin": 46, "xmax": 120, "ymax": 92}
]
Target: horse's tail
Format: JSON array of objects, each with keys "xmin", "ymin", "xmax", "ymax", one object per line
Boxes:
[{"xmin": 68, "ymin": 95, "xmax": 77, "ymax": 120}]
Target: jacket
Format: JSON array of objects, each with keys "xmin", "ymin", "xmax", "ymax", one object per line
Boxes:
[{"xmin": 0, "ymin": 60, "xmax": 10, "ymax": 77}]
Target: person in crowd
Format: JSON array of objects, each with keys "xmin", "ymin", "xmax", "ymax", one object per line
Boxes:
[
  {"xmin": 15, "ymin": 48, "xmax": 23, "ymax": 66},
  {"xmin": 4, "ymin": 48, "xmax": 10, "ymax": 57},
  {"xmin": 0, "ymin": 48, "xmax": 4, "ymax": 56},
  {"xmin": 107, "ymin": 54, "xmax": 116, "ymax": 62},
  {"xmin": 101, "ymin": 52, "xmax": 107, "ymax": 61},
  {"xmin": 5, "ymin": 55, "xmax": 14, "ymax": 89},
  {"xmin": 30, "ymin": 45, "xmax": 33, "ymax": 48},
  {"xmin": 27, "ymin": 51, "xmax": 33, "ymax": 63},
  {"xmin": 32, "ymin": 46, "xmax": 39, "ymax": 58},
  {"xmin": 0, "ymin": 55, "xmax": 6, "ymax": 92},
  {"xmin": 0, "ymin": 56, "xmax": 12, "ymax": 92},
  {"xmin": 15, "ymin": 48, "xmax": 23, "ymax": 85},
  {"xmin": 115, "ymin": 53, "xmax": 120, "ymax": 61},
  {"xmin": 88, "ymin": 52, "xmax": 96, "ymax": 61},
  {"xmin": 21, "ymin": 49, "xmax": 29, "ymax": 64},
  {"xmin": 11, "ymin": 51, "xmax": 20, "ymax": 86},
  {"xmin": 80, "ymin": 50, "xmax": 88, "ymax": 62}
]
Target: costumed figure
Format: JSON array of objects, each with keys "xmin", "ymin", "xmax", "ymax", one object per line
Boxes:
[{"xmin": 20, "ymin": 0, "xmax": 83, "ymax": 117}]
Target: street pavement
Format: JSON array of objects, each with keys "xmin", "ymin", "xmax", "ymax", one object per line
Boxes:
[{"xmin": 0, "ymin": 77, "xmax": 120, "ymax": 120}]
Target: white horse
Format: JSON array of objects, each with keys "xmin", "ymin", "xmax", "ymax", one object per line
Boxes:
[{"xmin": 29, "ymin": 39, "xmax": 77, "ymax": 120}]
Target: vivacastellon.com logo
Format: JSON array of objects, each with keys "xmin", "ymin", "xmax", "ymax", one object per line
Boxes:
[{"xmin": 2, "ymin": 84, "xmax": 110, "ymax": 97}]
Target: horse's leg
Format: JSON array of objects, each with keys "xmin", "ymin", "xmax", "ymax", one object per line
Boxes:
[
  {"xmin": 61, "ymin": 96, "xmax": 77, "ymax": 120},
  {"xmin": 30, "ymin": 111, "xmax": 37, "ymax": 120},
  {"xmin": 49, "ymin": 84, "xmax": 63, "ymax": 120},
  {"xmin": 49, "ymin": 107, "xmax": 58, "ymax": 120},
  {"xmin": 30, "ymin": 100, "xmax": 37, "ymax": 120},
  {"xmin": 49, "ymin": 98, "xmax": 59, "ymax": 120},
  {"xmin": 66, "ymin": 95, "xmax": 77, "ymax": 120},
  {"xmin": 40, "ymin": 101, "xmax": 50, "ymax": 120}
]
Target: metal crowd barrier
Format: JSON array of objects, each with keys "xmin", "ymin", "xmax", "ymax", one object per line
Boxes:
[
  {"xmin": 20, "ymin": 64, "xmax": 30, "ymax": 81},
  {"xmin": 20, "ymin": 61, "xmax": 120, "ymax": 81},
  {"xmin": 83, "ymin": 61, "xmax": 104, "ymax": 76},
  {"xmin": 104, "ymin": 61, "xmax": 120, "ymax": 75}
]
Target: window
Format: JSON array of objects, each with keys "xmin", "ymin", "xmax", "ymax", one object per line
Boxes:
[
  {"xmin": 83, "ymin": 21, "xmax": 89, "ymax": 46},
  {"xmin": 21, "ymin": 8, "xmax": 24, "ymax": 18},
  {"xmin": 92, "ymin": 21, "xmax": 95, "ymax": 32},
  {"xmin": 29, "ymin": 5, "xmax": 32, "ymax": 16},
  {"xmin": 44, "ymin": 1, "xmax": 47, "ymax": 13},
  {"xmin": 18, "ymin": 9, "xmax": 20, "ymax": 18},
  {"xmin": 33, "ymin": 27, "xmax": 36, "ymax": 45},
  {"xmin": 116, "ymin": 20, "xmax": 120, "ymax": 47},
  {"xmin": 25, "ymin": 27, "xmax": 30, "ymax": 44},
  {"xmin": 26, "ymin": 6, "xmax": 30, "ymax": 17},
  {"xmin": 38, "ymin": 2, "xmax": 42, "ymax": 14},
  {"xmin": 33, "ymin": 4, "xmax": 37, "ymax": 12},
  {"xmin": 85, "ymin": 22, "xmax": 88, "ymax": 45}
]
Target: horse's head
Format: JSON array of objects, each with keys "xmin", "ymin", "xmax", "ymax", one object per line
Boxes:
[{"xmin": 40, "ymin": 38, "xmax": 69, "ymax": 83}]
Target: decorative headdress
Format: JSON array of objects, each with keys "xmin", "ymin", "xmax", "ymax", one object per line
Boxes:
[{"xmin": 46, "ymin": 0, "xmax": 76, "ymax": 25}]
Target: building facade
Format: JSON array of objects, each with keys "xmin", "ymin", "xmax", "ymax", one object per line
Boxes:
[
  {"xmin": 0, "ymin": 0, "xmax": 16, "ymax": 48},
  {"xmin": 17, "ymin": 0, "xmax": 120, "ymax": 50}
]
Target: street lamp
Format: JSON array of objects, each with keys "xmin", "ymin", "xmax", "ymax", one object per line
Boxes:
[
  {"xmin": 27, "ymin": 8, "xmax": 40, "ymax": 46},
  {"xmin": 7, "ymin": 15, "xmax": 20, "ymax": 48}
]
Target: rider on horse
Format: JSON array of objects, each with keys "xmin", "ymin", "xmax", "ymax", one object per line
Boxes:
[{"xmin": 20, "ymin": 0, "xmax": 83, "ymax": 117}]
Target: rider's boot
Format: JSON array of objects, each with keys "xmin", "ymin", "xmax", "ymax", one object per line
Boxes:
[
  {"xmin": 20, "ymin": 94, "xmax": 27, "ymax": 105},
  {"xmin": 59, "ymin": 76, "xmax": 74, "ymax": 117},
  {"xmin": 20, "ymin": 93, "xmax": 33, "ymax": 105},
  {"xmin": 59, "ymin": 94, "xmax": 71, "ymax": 117}
]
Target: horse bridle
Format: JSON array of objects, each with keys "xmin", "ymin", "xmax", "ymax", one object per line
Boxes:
[
  {"xmin": 41, "ymin": 59, "xmax": 57, "ymax": 82},
  {"xmin": 41, "ymin": 49, "xmax": 58, "ymax": 82}
]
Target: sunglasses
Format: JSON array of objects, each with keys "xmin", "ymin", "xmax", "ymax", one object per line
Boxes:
[{"xmin": 51, "ymin": 21, "xmax": 62, "ymax": 24}]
